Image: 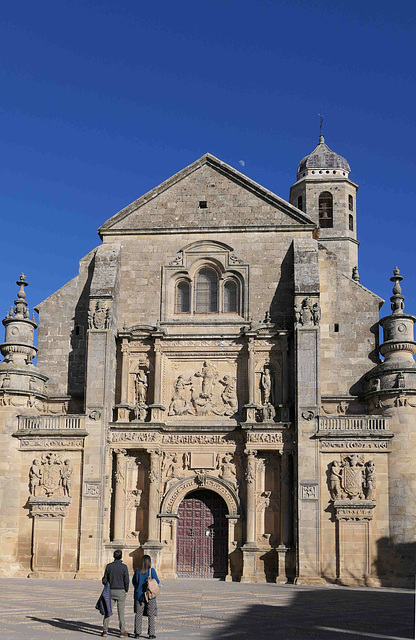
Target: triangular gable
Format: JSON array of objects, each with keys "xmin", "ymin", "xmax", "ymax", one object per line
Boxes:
[{"xmin": 98, "ymin": 153, "xmax": 315, "ymax": 236}]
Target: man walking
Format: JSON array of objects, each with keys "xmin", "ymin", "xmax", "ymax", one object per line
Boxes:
[{"xmin": 101, "ymin": 549, "xmax": 129, "ymax": 637}]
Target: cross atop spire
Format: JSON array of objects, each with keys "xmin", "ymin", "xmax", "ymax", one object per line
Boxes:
[{"xmin": 318, "ymin": 112, "xmax": 324, "ymax": 143}]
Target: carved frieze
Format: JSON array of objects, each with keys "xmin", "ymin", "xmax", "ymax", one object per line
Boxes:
[
  {"xmin": 246, "ymin": 432, "xmax": 283, "ymax": 444},
  {"xmin": 110, "ymin": 432, "xmax": 159, "ymax": 444},
  {"xmin": 321, "ymin": 440, "xmax": 389, "ymax": 451},
  {"xmin": 19, "ymin": 437, "xmax": 84, "ymax": 450},
  {"xmin": 28, "ymin": 497, "xmax": 71, "ymax": 518}
]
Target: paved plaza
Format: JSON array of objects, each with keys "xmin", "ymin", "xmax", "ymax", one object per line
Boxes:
[{"xmin": 0, "ymin": 578, "xmax": 414, "ymax": 640}]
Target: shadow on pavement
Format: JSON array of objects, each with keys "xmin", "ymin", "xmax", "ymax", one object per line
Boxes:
[
  {"xmin": 203, "ymin": 587, "xmax": 415, "ymax": 640},
  {"xmin": 27, "ymin": 616, "xmax": 104, "ymax": 636}
]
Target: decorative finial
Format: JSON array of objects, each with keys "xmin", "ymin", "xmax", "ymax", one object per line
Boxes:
[
  {"xmin": 390, "ymin": 267, "xmax": 405, "ymax": 314},
  {"xmin": 318, "ymin": 111, "xmax": 324, "ymax": 143},
  {"xmin": 352, "ymin": 266, "xmax": 360, "ymax": 283}
]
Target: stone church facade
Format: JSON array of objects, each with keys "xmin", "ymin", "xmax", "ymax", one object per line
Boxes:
[{"xmin": 0, "ymin": 136, "xmax": 415, "ymax": 586}]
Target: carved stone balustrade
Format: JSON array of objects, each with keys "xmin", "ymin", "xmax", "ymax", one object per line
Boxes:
[
  {"xmin": 317, "ymin": 415, "xmax": 389, "ymax": 434},
  {"xmin": 17, "ymin": 414, "xmax": 86, "ymax": 432}
]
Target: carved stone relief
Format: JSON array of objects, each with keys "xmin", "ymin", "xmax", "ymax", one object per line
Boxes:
[
  {"xmin": 168, "ymin": 360, "xmax": 238, "ymax": 417},
  {"xmin": 328, "ymin": 455, "xmax": 376, "ymax": 501},
  {"xmin": 29, "ymin": 453, "xmax": 73, "ymax": 497},
  {"xmin": 295, "ymin": 298, "xmax": 320, "ymax": 326},
  {"xmin": 88, "ymin": 300, "xmax": 111, "ymax": 330}
]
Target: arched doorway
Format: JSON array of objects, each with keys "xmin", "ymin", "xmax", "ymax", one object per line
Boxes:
[{"xmin": 176, "ymin": 489, "xmax": 228, "ymax": 578}]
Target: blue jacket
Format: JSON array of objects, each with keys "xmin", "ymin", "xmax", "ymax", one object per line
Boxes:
[
  {"xmin": 132, "ymin": 567, "xmax": 160, "ymax": 602},
  {"xmin": 95, "ymin": 582, "xmax": 112, "ymax": 617}
]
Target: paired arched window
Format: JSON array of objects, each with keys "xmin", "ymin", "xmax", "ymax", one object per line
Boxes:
[
  {"xmin": 319, "ymin": 191, "xmax": 333, "ymax": 228},
  {"xmin": 175, "ymin": 268, "xmax": 240, "ymax": 315},
  {"xmin": 195, "ymin": 268, "xmax": 218, "ymax": 313}
]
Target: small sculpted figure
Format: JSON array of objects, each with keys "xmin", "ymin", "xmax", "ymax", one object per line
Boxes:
[
  {"xmin": 60, "ymin": 459, "xmax": 73, "ymax": 497},
  {"xmin": 194, "ymin": 361, "xmax": 218, "ymax": 396},
  {"xmin": 135, "ymin": 369, "xmax": 148, "ymax": 404},
  {"xmin": 329, "ymin": 461, "xmax": 342, "ymax": 500},
  {"xmin": 219, "ymin": 375, "xmax": 238, "ymax": 415},
  {"xmin": 364, "ymin": 460, "xmax": 376, "ymax": 500},
  {"xmin": 260, "ymin": 366, "xmax": 272, "ymax": 405},
  {"xmin": 29, "ymin": 459, "xmax": 42, "ymax": 496},
  {"xmin": 312, "ymin": 302, "xmax": 321, "ymax": 325}
]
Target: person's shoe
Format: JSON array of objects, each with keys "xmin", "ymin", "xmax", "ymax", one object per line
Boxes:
[
  {"xmin": 120, "ymin": 634, "xmax": 128, "ymax": 638},
  {"xmin": 101, "ymin": 633, "xmax": 107, "ymax": 638},
  {"xmin": 149, "ymin": 636, "xmax": 156, "ymax": 639}
]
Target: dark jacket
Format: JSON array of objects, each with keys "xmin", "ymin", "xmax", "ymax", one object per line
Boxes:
[
  {"xmin": 95, "ymin": 582, "xmax": 112, "ymax": 617},
  {"xmin": 102, "ymin": 559, "xmax": 129, "ymax": 592},
  {"xmin": 132, "ymin": 567, "xmax": 160, "ymax": 602}
]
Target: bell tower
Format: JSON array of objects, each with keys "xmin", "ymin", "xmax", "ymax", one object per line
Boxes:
[{"xmin": 290, "ymin": 123, "xmax": 359, "ymax": 278}]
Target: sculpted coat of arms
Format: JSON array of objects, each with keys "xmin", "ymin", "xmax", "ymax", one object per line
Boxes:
[{"xmin": 329, "ymin": 454, "xmax": 375, "ymax": 501}]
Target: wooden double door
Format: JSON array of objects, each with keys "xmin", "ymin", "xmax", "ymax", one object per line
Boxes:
[{"xmin": 176, "ymin": 489, "xmax": 228, "ymax": 578}]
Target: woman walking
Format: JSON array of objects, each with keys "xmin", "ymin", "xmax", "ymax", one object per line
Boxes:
[{"xmin": 132, "ymin": 554, "xmax": 160, "ymax": 639}]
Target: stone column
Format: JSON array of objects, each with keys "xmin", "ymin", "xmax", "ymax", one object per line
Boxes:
[
  {"xmin": 241, "ymin": 450, "xmax": 259, "ymax": 582},
  {"xmin": 113, "ymin": 449, "xmax": 126, "ymax": 542},
  {"xmin": 147, "ymin": 449, "xmax": 160, "ymax": 543},
  {"xmin": 142, "ymin": 449, "xmax": 164, "ymax": 568},
  {"xmin": 245, "ymin": 450, "xmax": 256, "ymax": 544},
  {"xmin": 280, "ymin": 451, "xmax": 293, "ymax": 546}
]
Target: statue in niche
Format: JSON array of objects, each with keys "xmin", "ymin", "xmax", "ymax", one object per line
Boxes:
[
  {"xmin": 88, "ymin": 300, "xmax": 110, "ymax": 330},
  {"xmin": 29, "ymin": 459, "xmax": 42, "ymax": 496},
  {"xmin": 60, "ymin": 459, "xmax": 73, "ymax": 497},
  {"xmin": 163, "ymin": 452, "xmax": 185, "ymax": 493},
  {"xmin": 218, "ymin": 375, "xmax": 238, "ymax": 415},
  {"xmin": 294, "ymin": 303, "xmax": 301, "ymax": 325},
  {"xmin": 260, "ymin": 366, "xmax": 273, "ymax": 405},
  {"xmin": 168, "ymin": 375, "xmax": 194, "ymax": 416},
  {"xmin": 135, "ymin": 369, "xmax": 148, "ymax": 404},
  {"xmin": 194, "ymin": 361, "xmax": 218, "ymax": 397},
  {"xmin": 219, "ymin": 452, "xmax": 238, "ymax": 491}
]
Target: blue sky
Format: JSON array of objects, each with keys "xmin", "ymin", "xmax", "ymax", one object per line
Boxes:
[{"xmin": 1, "ymin": 0, "xmax": 415, "ymax": 334}]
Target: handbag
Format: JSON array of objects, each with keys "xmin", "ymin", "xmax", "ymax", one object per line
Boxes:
[{"xmin": 145, "ymin": 567, "xmax": 161, "ymax": 601}]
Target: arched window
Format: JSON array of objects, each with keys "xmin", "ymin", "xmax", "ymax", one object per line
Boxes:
[
  {"xmin": 349, "ymin": 214, "xmax": 354, "ymax": 231},
  {"xmin": 348, "ymin": 194, "xmax": 354, "ymax": 211},
  {"xmin": 297, "ymin": 195, "xmax": 303, "ymax": 211},
  {"xmin": 176, "ymin": 280, "xmax": 190, "ymax": 313},
  {"xmin": 319, "ymin": 191, "xmax": 333, "ymax": 228},
  {"xmin": 195, "ymin": 268, "xmax": 218, "ymax": 313},
  {"xmin": 224, "ymin": 280, "xmax": 238, "ymax": 313}
]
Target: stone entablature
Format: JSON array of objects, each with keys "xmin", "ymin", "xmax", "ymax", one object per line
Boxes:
[{"xmin": 114, "ymin": 326, "xmax": 289, "ymax": 426}]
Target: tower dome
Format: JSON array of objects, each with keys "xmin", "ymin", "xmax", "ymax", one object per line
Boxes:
[{"xmin": 297, "ymin": 134, "xmax": 351, "ymax": 181}]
